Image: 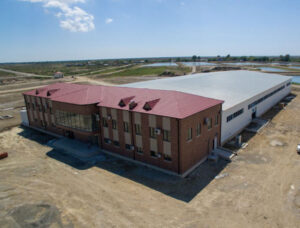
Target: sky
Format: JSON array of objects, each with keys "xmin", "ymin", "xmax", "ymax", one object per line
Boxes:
[{"xmin": 0, "ymin": 0, "xmax": 300, "ymax": 62}]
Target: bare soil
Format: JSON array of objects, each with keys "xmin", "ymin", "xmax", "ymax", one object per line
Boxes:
[{"xmin": 0, "ymin": 87, "xmax": 299, "ymax": 227}]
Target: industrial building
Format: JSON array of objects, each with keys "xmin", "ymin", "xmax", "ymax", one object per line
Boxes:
[
  {"xmin": 22, "ymin": 84, "xmax": 223, "ymax": 176},
  {"xmin": 123, "ymin": 70, "xmax": 292, "ymax": 144},
  {"xmin": 21, "ymin": 70, "xmax": 292, "ymax": 176}
]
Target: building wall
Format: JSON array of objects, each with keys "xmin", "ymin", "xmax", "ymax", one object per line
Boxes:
[
  {"xmin": 179, "ymin": 104, "xmax": 222, "ymax": 174},
  {"xmin": 51, "ymin": 101, "xmax": 100, "ymax": 143},
  {"xmin": 99, "ymin": 107, "xmax": 179, "ymax": 173},
  {"xmin": 24, "ymin": 94, "xmax": 100, "ymax": 143},
  {"xmin": 23, "ymin": 94, "xmax": 222, "ymax": 175},
  {"xmin": 221, "ymin": 79, "xmax": 291, "ymax": 143}
]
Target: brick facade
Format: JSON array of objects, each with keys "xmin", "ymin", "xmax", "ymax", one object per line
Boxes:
[{"xmin": 23, "ymin": 94, "xmax": 222, "ymax": 175}]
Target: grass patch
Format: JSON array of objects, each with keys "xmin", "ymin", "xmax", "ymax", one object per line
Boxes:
[
  {"xmin": 0, "ymin": 62, "xmax": 123, "ymax": 76},
  {"xmin": 0, "ymin": 70, "xmax": 16, "ymax": 77},
  {"xmin": 107, "ymin": 66, "xmax": 190, "ymax": 77}
]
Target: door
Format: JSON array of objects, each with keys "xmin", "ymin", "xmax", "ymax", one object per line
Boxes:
[{"xmin": 213, "ymin": 135, "xmax": 218, "ymax": 149}]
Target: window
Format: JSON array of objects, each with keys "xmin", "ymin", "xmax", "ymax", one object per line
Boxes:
[
  {"xmin": 150, "ymin": 150, "xmax": 159, "ymax": 158},
  {"xmin": 163, "ymin": 130, "xmax": 170, "ymax": 142},
  {"xmin": 196, "ymin": 123, "xmax": 201, "ymax": 136},
  {"xmin": 27, "ymin": 102, "xmax": 30, "ymax": 109},
  {"xmin": 104, "ymin": 138, "xmax": 111, "ymax": 144},
  {"xmin": 215, "ymin": 114, "xmax": 219, "ymax": 126},
  {"xmin": 102, "ymin": 118, "xmax": 108, "ymax": 127},
  {"xmin": 123, "ymin": 122, "xmax": 129, "ymax": 132},
  {"xmin": 112, "ymin": 120, "xmax": 117, "ymax": 129},
  {"xmin": 125, "ymin": 144, "xmax": 131, "ymax": 150},
  {"xmin": 164, "ymin": 154, "xmax": 172, "ymax": 161},
  {"xmin": 137, "ymin": 147, "xmax": 143, "ymax": 154},
  {"xmin": 207, "ymin": 118, "xmax": 212, "ymax": 130},
  {"xmin": 187, "ymin": 128, "xmax": 192, "ymax": 141},
  {"xmin": 248, "ymin": 85, "xmax": 285, "ymax": 110},
  {"xmin": 135, "ymin": 124, "xmax": 141, "ymax": 135},
  {"xmin": 149, "ymin": 127, "xmax": 156, "ymax": 139},
  {"xmin": 227, "ymin": 109, "xmax": 244, "ymax": 122},
  {"xmin": 113, "ymin": 140, "xmax": 120, "ymax": 147},
  {"xmin": 55, "ymin": 110, "xmax": 95, "ymax": 132}
]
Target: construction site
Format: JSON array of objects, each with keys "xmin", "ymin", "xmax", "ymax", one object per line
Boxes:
[{"xmin": 0, "ymin": 64, "xmax": 299, "ymax": 227}]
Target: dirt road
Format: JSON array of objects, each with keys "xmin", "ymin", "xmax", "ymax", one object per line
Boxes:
[
  {"xmin": 0, "ymin": 67, "xmax": 52, "ymax": 78},
  {"xmin": 0, "ymin": 88, "xmax": 299, "ymax": 227}
]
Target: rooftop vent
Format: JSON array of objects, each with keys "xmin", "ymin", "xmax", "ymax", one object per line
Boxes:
[
  {"xmin": 47, "ymin": 89, "xmax": 59, "ymax": 97},
  {"xmin": 129, "ymin": 100, "xmax": 137, "ymax": 110},
  {"xmin": 143, "ymin": 99, "xmax": 160, "ymax": 111},
  {"xmin": 119, "ymin": 96, "xmax": 135, "ymax": 107},
  {"xmin": 35, "ymin": 88, "xmax": 45, "ymax": 95}
]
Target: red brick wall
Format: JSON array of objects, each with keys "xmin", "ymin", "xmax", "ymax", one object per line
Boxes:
[
  {"xmin": 24, "ymin": 94, "xmax": 221, "ymax": 175},
  {"xmin": 179, "ymin": 104, "xmax": 222, "ymax": 174},
  {"xmin": 98, "ymin": 107, "xmax": 179, "ymax": 173},
  {"xmin": 24, "ymin": 95, "xmax": 99, "ymax": 143}
]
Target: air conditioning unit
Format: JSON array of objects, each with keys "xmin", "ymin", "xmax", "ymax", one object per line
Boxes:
[
  {"xmin": 130, "ymin": 145, "xmax": 135, "ymax": 150},
  {"xmin": 155, "ymin": 128, "xmax": 161, "ymax": 135},
  {"xmin": 107, "ymin": 139, "xmax": 112, "ymax": 144},
  {"xmin": 157, "ymin": 153, "xmax": 161, "ymax": 158},
  {"xmin": 107, "ymin": 115, "xmax": 112, "ymax": 120},
  {"xmin": 95, "ymin": 114, "xmax": 100, "ymax": 121}
]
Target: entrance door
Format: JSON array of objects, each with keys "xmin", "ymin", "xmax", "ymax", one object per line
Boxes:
[
  {"xmin": 213, "ymin": 135, "xmax": 218, "ymax": 149},
  {"xmin": 252, "ymin": 111, "xmax": 256, "ymax": 119}
]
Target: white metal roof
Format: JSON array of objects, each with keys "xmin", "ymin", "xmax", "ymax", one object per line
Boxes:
[{"xmin": 122, "ymin": 70, "xmax": 292, "ymax": 110}]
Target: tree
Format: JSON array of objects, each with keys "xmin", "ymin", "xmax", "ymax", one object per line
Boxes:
[
  {"xmin": 192, "ymin": 55, "xmax": 197, "ymax": 62},
  {"xmin": 279, "ymin": 54, "xmax": 290, "ymax": 62},
  {"xmin": 197, "ymin": 56, "xmax": 201, "ymax": 61},
  {"xmin": 226, "ymin": 54, "xmax": 231, "ymax": 60}
]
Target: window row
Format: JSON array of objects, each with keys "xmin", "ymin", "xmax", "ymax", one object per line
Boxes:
[
  {"xmin": 227, "ymin": 108, "xmax": 244, "ymax": 122},
  {"xmin": 55, "ymin": 110, "xmax": 98, "ymax": 132},
  {"xmin": 103, "ymin": 118, "xmax": 171, "ymax": 142},
  {"xmin": 248, "ymin": 85, "xmax": 286, "ymax": 110},
  {"xmin": 149, "ymin": 127, "xmax": 170, "ymax": 142},
  {"xmin": 186, "ymin": 115, "xmax": 219, "ymax": 141},
  {"xmin": 26, "ymin": 97, "xmax": 52, "ymax": 114},
  {"xmin": 103, "ymin": 139, "xmax": 172, "ymax": 161}
]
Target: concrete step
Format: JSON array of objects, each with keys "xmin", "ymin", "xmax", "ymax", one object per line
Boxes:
[{"xmin": 213, "ymin": 147, "xmax": 235, "ymax": 161}]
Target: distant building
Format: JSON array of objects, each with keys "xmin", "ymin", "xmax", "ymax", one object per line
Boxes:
[{"xmin": 54, "ymin": 72, "xmax": 64, "ymax": 79}]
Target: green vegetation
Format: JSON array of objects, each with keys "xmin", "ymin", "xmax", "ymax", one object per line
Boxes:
[
  {"xmin": 0, "ymin": 71, "xmax": 16, "ymax": 77},
  {"xmin": 0, "ymin": 61, "xmax": 130, "ymax": 76},
  {"xmin": 107, "ymin": 66, "xmax": 190, "ymax": 77},
  {"xmin": 88, "ymin": 65, "xmax": 133, "ymax": 75}
]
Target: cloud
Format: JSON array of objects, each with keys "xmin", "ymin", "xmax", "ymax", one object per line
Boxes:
[
  {"xmin": 105, "ymin": 18, "xmax": 113, "ymax": 24},
  {"xmin": 21, "ymin": 0, "xmax": 95, "ymax": 32}
]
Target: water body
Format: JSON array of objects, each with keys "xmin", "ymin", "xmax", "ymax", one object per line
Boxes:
[
  {"xmin": 180, "ymin": 62, "xmax": 217, "ymax": 66},
  {"xmin": 143, "ymin": 62, "xmax": 178, "ymax": 67},
  {"xmin": 258, "ymin": 67, "xmax": 287, "ymax": 72},
  {"xmin": 292, "ymin": 76, "xmax": 300, "ymax": 84},
  {"xmin": 289, "ymin": 66, "xmax": 300, "ymax": 70},
  {"xmin": 225, "ymin": 62, "xmax": 264, "ymax": 66}
]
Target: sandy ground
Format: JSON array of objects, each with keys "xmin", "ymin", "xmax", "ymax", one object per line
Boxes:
[{"xmin": 0, "ymin": 88, "xmax": 299, "ymax": 227}]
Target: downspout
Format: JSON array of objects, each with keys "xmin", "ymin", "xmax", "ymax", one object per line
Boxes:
[
  {"xmin": 177, "ymin": 118, "xmax": 180, "ymax": 175},
  {"xmin": 129, "ymin": 111, "xmax": 136, "ymax": 160}
]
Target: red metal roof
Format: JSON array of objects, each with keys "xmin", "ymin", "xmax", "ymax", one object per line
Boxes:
[{"xmin": 23, "ymin": 83, "xmax": 223, "ymax": 119}]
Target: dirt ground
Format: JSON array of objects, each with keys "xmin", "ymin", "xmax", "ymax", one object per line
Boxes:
[{"xmin": 0, "ymin": 87, "xmax": 299, "ymax": 227}]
